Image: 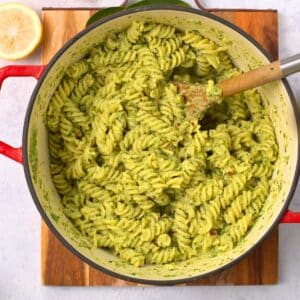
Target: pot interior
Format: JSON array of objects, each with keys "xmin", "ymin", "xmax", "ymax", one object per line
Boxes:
[{"xmin": 24, "ymin": 8, "xmax": 299, "ymax": 283}]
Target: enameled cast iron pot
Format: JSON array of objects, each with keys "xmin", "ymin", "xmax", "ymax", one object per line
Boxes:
[{"xmin": 1, "ymin": 6, "xmax": 300, "ymax": 285}]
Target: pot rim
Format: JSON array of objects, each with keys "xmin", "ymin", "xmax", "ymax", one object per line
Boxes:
[{"xmin": 22, "ymin": 5, "xmax": 300, "ymax": 285}]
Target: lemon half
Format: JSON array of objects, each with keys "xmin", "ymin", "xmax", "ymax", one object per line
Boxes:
[{"xmin": 0, "ymin": 2, "xmax": 42, "ymax": 60}]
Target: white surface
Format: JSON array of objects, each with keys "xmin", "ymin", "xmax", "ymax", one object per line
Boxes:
[{"xmin": 0, "ymin": 0, "xmax": 300, "ymax": 299}]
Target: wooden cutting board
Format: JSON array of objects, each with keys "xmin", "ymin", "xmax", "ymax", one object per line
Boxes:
[{"xmin": 41, "ymin": 8, "xmax": 278, "ymax": 286}]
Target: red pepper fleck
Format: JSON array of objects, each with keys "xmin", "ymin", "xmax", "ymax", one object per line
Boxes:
[{"xmin": 210, "ymin": 229, "xmax": 217, "ymax": 236}]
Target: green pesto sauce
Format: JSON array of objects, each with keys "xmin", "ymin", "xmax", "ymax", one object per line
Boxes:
[
  {"xmin": 27, "ymin": 15, "xmax": 294, "ymax": 279},
  {"xmin": 29, "ymin": 128, "xmax": 38, "ymax": 183}
]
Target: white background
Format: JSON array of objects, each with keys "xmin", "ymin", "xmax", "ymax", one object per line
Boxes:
[{"xmin": 1, "ymin": 0, "xmax": 300, "ymax": 299}]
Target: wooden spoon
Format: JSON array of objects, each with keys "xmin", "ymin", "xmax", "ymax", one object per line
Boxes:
[{"xmin": 175, "ymin": 53, "xmax": 300, "ymax": 118}]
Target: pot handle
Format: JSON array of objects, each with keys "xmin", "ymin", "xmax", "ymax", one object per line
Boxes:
[
  {"xmin": 0, "ymin": 65, "xmax": 46, "ymax": 164},
  {"xmin": 280, "ymin": 210, "xmax": 300, "ymax": 223}
]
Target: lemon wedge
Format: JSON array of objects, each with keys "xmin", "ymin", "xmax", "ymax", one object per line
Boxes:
[{"xmin": 0, "ymin": 3, "xmax": 42, "ymax": 60}]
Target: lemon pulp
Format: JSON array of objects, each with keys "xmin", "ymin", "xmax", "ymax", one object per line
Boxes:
[{"xmin": 0, "ymin": 3, "xmax": 42, "ymax": 60}]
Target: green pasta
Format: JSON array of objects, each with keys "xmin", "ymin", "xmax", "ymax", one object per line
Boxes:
[{"xmin": 47, "ymin": 21, "xmax": 278, "ymax": 267}]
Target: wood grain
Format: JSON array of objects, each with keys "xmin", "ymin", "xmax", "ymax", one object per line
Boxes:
[
  {"xmin": 41, "ymin": 9, "xmax": 278, "ymax": 286},
  {"xmin": 41, "ymin": 10, "xmax": 97, "ymax": 64},
  {"xmin": 234, "ymin": 11, "xmax": 278, "ymax": 60},
  {"xmin": 219, "ymin": 60, "xmax": 282, "ymax": 97}
]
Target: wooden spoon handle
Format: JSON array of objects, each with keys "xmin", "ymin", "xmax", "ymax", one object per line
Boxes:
[{"xmin": 219, "ymin": 60, "xmax": 282, "ymax": 97}]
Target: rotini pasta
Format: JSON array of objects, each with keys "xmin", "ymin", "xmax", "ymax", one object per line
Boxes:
[{"xmin": 47, "ymin": 21, "xmax": 278, "ymax": 267}]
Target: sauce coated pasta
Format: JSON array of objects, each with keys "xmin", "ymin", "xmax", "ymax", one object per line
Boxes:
[{"xmin": 47, "ymin": 21, "xmax": 278, "ymax": 267}]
